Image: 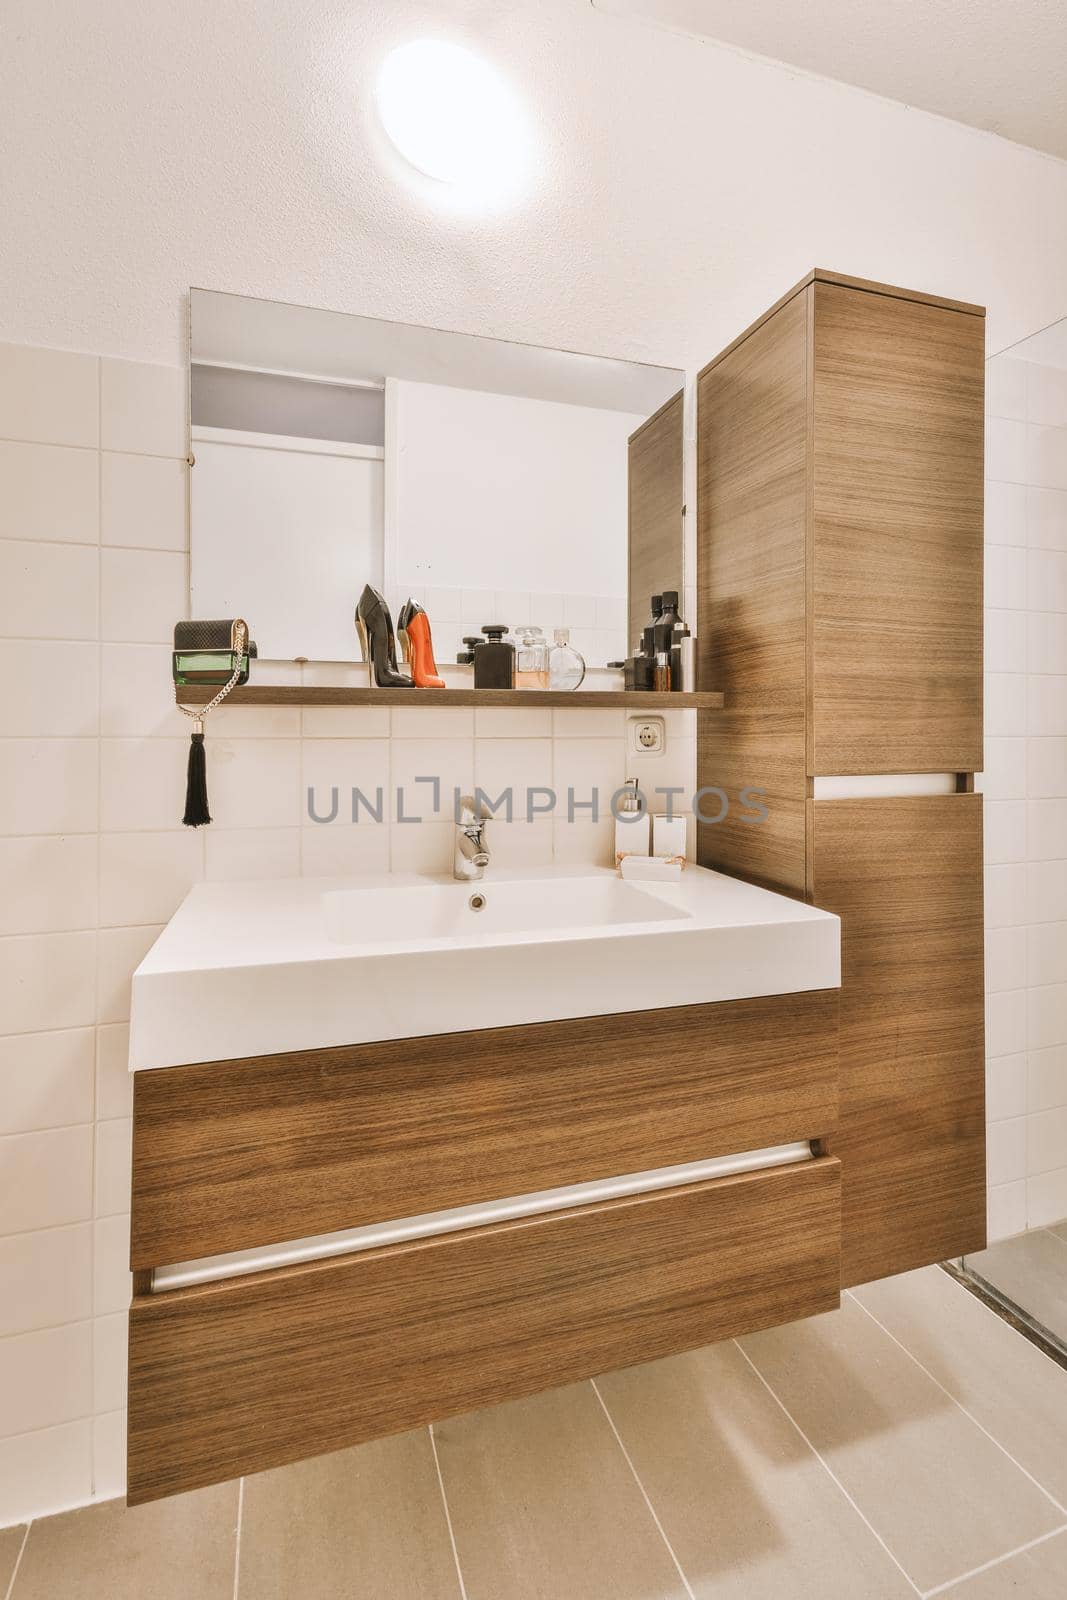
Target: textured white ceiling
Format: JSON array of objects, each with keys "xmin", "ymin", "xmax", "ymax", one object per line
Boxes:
[{"xmin": 596, "ymin": 0, "xmax": 1067, "ymax": 159}]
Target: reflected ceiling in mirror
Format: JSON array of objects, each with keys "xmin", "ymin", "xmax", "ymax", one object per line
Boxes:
[{"xmin": 189, "ymin": 289, "xmax": 684, "ymax": 669}]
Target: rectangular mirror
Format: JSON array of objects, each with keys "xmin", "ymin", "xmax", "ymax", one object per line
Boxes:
[{"xmin": 189, "ymin": 289, "xmax": 684, "ymax": 671}]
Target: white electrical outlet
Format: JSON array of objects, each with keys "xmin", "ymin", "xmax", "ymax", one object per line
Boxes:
[{"xmin": 628, "ymin": 715, "xmax": 665, "ymax": 755}]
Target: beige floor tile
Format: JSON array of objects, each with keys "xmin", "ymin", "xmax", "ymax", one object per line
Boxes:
[
  {"xmin": 0, "ymin": 1525, "xmax": 27, "ymax": 1591},
  {"xmin": 738, "ymin": 1297, "xmax": 1062, "ymax": 1592},
  {"xmin": 949, "ymin": 1527, "xmax": 1067, "ymax": 1598},
  {"xmin": 965, "ymin": 1230, "xmax": 1067, "ymax": 1345},
  {"xmin": 1050, "ymin": 1219, "xmax": 1067, "ymax": 1243},
  {"xmin": 597, "ymin": 1343, "xmax": 914, "ymax": 1599},
  {"xmin": 853, "ymin": 1265, "xmax": 1067, "ymax": 1508},
  {"xmin": 238, "ymin": 1431, "xmax": 461, "ymax": 1600},
  {"xmin": 11, "ymin": 1482, "xmax": 237, "ymax": 1600},
  {"xmin": 433, "ymin": 1381, "xmax": 687, "ymax": 1600}
]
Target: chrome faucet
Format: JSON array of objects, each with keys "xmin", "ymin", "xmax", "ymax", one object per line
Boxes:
[{"xmin": 454, "ymin": 795, "xmax": 490, "ymax": 881}]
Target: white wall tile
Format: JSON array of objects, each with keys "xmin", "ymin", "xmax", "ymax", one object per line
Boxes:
[
  {"xmin": 552, "ymin": 737, "xmax": 626, "ymax": 820},
  {"xmin": 473, "ymin": 707, "xmax": 553, "ymax": 739},
  {"xmin": 100, "ymin": 547, "xmax": 186, "ymax": 643},
  {"xmin": 553, "ymin": 707, "xmax": 626, "ymax": 739},
  {"xmin": 98, "ymin": 830, "xmax": 202, "ymax": 925},
  {"xmin": 0, "ymin": 1224, "xmax": 92, "ymax": 1338},
  {"xmin": 1028, "ymin": 675, "xmax": 1067, "ymax": 735},
  {"xmin": 0, "ymin": 541, "xmax": 98, "ymax": 641},
  {"xmin": 0, "ymin": 836, "xmax": 97, "ymax": 934},
  {"xmin": 982, "ymin": 740, "xmax": 1026, "ymax": 801},
  {"xmin": 95, "ymin": 1024, "xmax": 132, "ymax": 1120},
  {"xmin": 1027, "ymin": 486, "xmax": 1067, "ymax": 550},
  {"xmin": 985, "ymin": 480, "xmax": 1027, "ymax": 547},
  {"xmin": 1025, "ymin": 800, "xmax": 1067, "ymax": 862},
  {"xmin": 1027, "ymin": 547, "xmax": 1067, "ymax": 612},
  {"xmin": 101, "ymin": 453, "xmax": 187, "ymax": 550},
  {"xmin": 207, "ymin": 738, "xmax": 302, "ymax": 829},
  {"xmin": 0, "ymin": 1029, "xmax": 93, "ymax": 1134},
  {"xmin": 1028, "ymin": 1106, "xmax": 1067, "ymax": 1177},
  {"xmin": 986, "ymin": 355, "xmax": 1028, "ymax": 421},
  {"xmin": 300, "ymin": 705, "xmax": 390, "ymax": 739},
  {"xmin": 0, "ymin": 441, "xmax": 98, "ymax": 544},
  {"xmin": 0, "ymin": 931, "xmax": 96, "ymax": 1033},
  {"xmin": 0, "ymin": 344, "xmax": 98, "ymax": 449},
  {"xmin": 987, "ymin": 1115, "xmax": 1027, "ymax": 1184},
  {"xmin": 0, "ymin": 1419, "xmax": 92, "ymax": 1525},
  {"xmin": 982, "ymin": 798, "xmax": 1025, "ymax": 862},
  {"xmin": 985, "ymin": 416, "xmax": 1027, "ymax": 482},
  {"xmin": 487, "ymin": 818, "xmax": 555, "ymax": 869},
  {"xmin": 92, "ymin": 1409, "xmax": 126, "ymax": 1500},
  {"xmin": 388, "ymin": 819, "xmax": 452, "ymax": 876},
  {"xmin": 1028, "ymin": 1044, "xmax": 1067, "ymax": 1113},
  {"xmin": 390, "ymin": 738, "xmax": 474, "ymax": 822},
  {"xmin": 986, "ymin": 1054, "xmax": 1027, "ymax": 1121},
  {"xmin": 1027, "ymin": 1167, "xmax": 1067, "ymax": 1227},
  {"xmin": 100, "ymin": 738, "xmax": 190, "ymax": 832},
  {"xmin": 984, "ymin": 673, "xmax": 1025, "ymax": 737},
  {"xmin": 1026, "ymin": 860, "xmax": 1067, "ymax": 924},
  {"xmin": 93, "ymin": 1215, "xmax": 131, "ymax": 1316},
  {"xmin": 390, "ymin": 706, "xmax": 473, "ymax": 739},
  {"xmin": 93, "ymin": 1314, "xmax": 127, "ymax": 1414},
  {"xmin": 1027, "ymin": 921, "xmax": 1067, "ymax": 988},
  {"xmin": 100, "ymin": 359, "xmax": 185, "ymax": 457},
  {"xmin": 96, "ymin": 925, "xmax": 161, "ymax": 1025},
  {"xmin": 984, "ymin": 544, "xmax": 1027, "ymax": 610},
  {"xmin": 93, "ymin": 1118, "xmax": 131, "ymax": 1217},
  {"xmin": 0, "ymin": 1125, "xmax": 92, "ymax": 1233},
  {"xmin": 1028, "ymin": 365, "xmax": 1067, "ymax": 428},
  {"xmin": 1027, "ymin": 983, "xmax": 1067, "ymax": 1050},
  {"xmin": 984, "ymin": 864, "xmax": 1027, "ymax": 928},
  {"xmin": 1027, "ymin": 738, "xmax": 1067, "ymax": 798},
  {"xmin": 1027, "ymin": 612, "xmax": 1067, "ymax": 673},
  {"xmin": 301, "ymin": 738, "xmax": 390, "ymax": 829},
  {"xmin": 100, "ymin": 642, "xmax": 187, "ymax": 738},
  {"xmin": 985, "ymin": 609, "xmax": 1027, "ymax": 672},
  {"xmin": 0, "ymin": 740, "xmax": 98, "ymax": 835},
  {"xmin": 1027, "ymin": 423, "xmax": 1067, "ymax": 492},
  {"xmin": 301, "ymin": 823, "xmax": 391, "ymax": 876},
  {"xmin": 474, "ymin": 739, "xmax": 554, "ymax": 816},
  {"xmin": 986, "ymin": 1181, "xmax": 1027, "ymax": 1243},
  {"xmin": 985, "ymin": 927, "xmax": 1026, "ymax": 994},
  {"xmin": 0, "ymin": 641, "xmax": 98, "ymax": 736},
  {"xmin": 552, "ymin": 815, "xmax": 614, "ymax": 867},
  {"xmin": 197, "ymin": 704, "xmax": 300, "ymax": 740},
  {"xmin": 205, "ymin": 827, "xmax": 301, "ymax": 881},
  {"xmin": 0, "ymin": 1323, "xmax": 92, "ymax": 1437},
  {"xmin": 986, "ymin": 988, "xmax": 1026, "ymax": 1058}
]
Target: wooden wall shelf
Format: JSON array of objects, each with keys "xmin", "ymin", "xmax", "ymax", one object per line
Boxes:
[{"xmin": 176, "ymin": 686, "xmax": 725, "ymax": 710}]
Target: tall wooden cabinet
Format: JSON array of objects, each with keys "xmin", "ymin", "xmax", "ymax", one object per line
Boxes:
[{"xmin": 697, "ymin": 270, "xmax": 986, "ymax": 1285}]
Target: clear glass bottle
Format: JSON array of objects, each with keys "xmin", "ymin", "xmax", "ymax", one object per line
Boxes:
[
  {"xmin": 515, "ymin": 625, "xmax": 550, "ymax": 689},
  {"xmin": 549, "ymin": 627, "xmax": 585, "ymax": 691}
]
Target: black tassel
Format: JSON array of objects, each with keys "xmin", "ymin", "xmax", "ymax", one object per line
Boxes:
[{"xmin": 183, "ymin": 730, "xmax": 211, "ymax": 827}]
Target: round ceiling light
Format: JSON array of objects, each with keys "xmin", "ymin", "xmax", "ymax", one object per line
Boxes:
[{"xmin": 376, "ymin": 40, "xmax": 530, "ymax": 194}]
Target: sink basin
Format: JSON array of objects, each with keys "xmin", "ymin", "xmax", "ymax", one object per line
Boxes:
[
  {"xmin": 129, "ymin": 864, "xmax": 840, "ymax": 1072},
  {"xmin": 323, "ymin": 875, "xmax": 690, "ymax": 946}
]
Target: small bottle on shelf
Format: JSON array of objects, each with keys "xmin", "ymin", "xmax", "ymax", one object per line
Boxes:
[
  {"xmin": 548, "ymin": 628, "xmax": 585, "ymax": 691},
  {"xmin": 515, "ymin": 626, "xmax": 550, "ymax": 689}
]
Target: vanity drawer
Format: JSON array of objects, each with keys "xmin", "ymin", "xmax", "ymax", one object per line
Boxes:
[
  {"xmin": 131, "ymin": 988, "xmax": 838, "ymax": 1268},
  {"xmin": 127, "ymin": 1153, "xmax": 841, "ymax": 1503}
]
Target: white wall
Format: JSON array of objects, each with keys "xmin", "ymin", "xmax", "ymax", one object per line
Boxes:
[
  {"xmin": 983, "ymin": 351, "xmax": 1067, "ymax": 1240},
  {"xmin": 3, "ymin": 0, "xmax": 1067, "ymax": 372},
  {"xmin": 4, "ymin": 0, "xmax": 1067, "ymax": 1529}
]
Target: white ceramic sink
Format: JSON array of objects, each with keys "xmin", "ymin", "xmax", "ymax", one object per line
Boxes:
[
  {"xmin": 129, "ymin": 864, "xmax": 840, "ymax": 1072},
  {"xmin": 323, "ymin": 874, "xmax": 690, "ymax": 945}
]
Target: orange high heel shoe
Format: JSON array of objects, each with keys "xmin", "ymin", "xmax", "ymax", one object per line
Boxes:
[{"xmin": 397, "ymin": 599, "xmax": 445, "ymax": 688}]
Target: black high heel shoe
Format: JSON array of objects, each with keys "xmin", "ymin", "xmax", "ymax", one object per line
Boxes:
[{"xmin": 355, "ymin": 586, "xmax": 412, "ymax": 688}]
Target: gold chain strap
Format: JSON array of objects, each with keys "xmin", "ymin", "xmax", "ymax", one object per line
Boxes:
[{"xmin": 177, "ymin": 619, "xmax": 249, "ymax": 732}]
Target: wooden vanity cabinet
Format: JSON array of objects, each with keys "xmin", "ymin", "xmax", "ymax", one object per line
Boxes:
[
  {"xmin": 127, "ymin": 989, "xmax": 840, "ymax": 1504},
  {"xmin": 697, "ymin": 269, "xmax": 986, "ymax": 1286}
]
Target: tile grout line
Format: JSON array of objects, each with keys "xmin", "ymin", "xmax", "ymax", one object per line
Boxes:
[
  {"xmin": 231, "ymin": 1477, "xmax": 244, "ymax": 1600},
  {"xmin": 934, "ymin": 1264, "xmax": 1067, "ymax": 1377},
  {"xmin": 848, "ymin": 1290, "xmax": 1067, "ymax": 1517},
  {"xmin": 3, "ymin": 1521, "xmax": 31, "ymax": 1600},
  {"xmin": 589, "ymin": 1379, "xmax": 696, "ymax": 1600},
  {"xmin": 89, "ymin": 354, "xmax": 103, "ymax": 1501},
  {"xmin": 730, "ymin": 1341, "xmax": 923, "ymax": 1598},
  {"xmin": 920, "ymin": 1522, "xmax": 1067, "ymax": 1598},
  {"xmin": 427, "ymin": 1424, "xmax": 469, "ymax": 1600}
]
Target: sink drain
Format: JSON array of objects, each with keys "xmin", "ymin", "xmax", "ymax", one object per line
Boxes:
[{"xmin": 468, "ymin": 892, "xmax": 487, "ymax": 912}]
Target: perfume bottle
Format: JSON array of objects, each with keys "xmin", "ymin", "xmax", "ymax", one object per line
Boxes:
[
  {"xmin": 515, "ymin": 625, "xmax": 550, "ymax": 689},
  {"xmin": 474, "ymin": 626, "xmax": 516, "ymax": 689},
  {"xmin": 549, "ymin": 628, "xmax": 585, "ymax": 691}
]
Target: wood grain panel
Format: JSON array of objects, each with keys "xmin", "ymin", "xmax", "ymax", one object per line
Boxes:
[
  {"xmin": 811, "ymin": 282, "xmax": 985, "ymax": 773},
  {"xmin": 628, "ymin": 389, "xmax": 684, "ymax": 655},
  {"xmin": 127, "ymin": 1157, "xmax": 841, "ymax": 1503},
  {"xmin": 178, "ymin": 685, "xmax": 725, "ymax": 710},
  {"xmin": 813, "ymin": 795, "xmax": 985, "ymax": 1284},
  {"xmin": 696, "ymin": 286, "xmax": 811, "ymax": 896},
  {"xmin": 131, "ymin": 989, "xmax": 839, "ymax": 1269}
]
